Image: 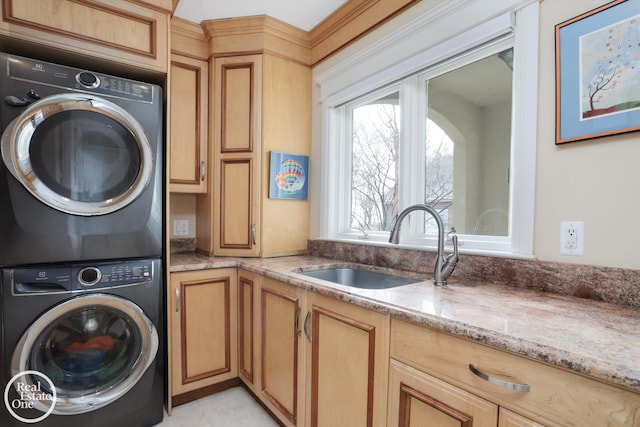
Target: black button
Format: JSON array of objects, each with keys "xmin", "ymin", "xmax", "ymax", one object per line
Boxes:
[
  {"xmin": 26, "ymin": 89, "xmax": 40, "ymax": 99},
  {"xmin": 79, "ymin": 267, "xmax": 101, "ymax": 286},
  {"xmin": 77, "ymin": 72, "xmax": 99, "ymax": 88}
]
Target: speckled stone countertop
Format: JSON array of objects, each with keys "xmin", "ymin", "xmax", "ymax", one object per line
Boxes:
[{"xmin": 170, "ymin": 253, "xmax": 640, "ymax": 393}]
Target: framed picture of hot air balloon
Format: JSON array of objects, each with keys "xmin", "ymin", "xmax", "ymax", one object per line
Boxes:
[{"xmin": 269, "ymin": 151, "xmax": 309, "ymax": 200}]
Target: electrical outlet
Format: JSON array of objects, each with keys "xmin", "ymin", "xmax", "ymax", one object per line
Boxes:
[
  {"xmin": 173, "ymin": 219, "xmax": 189, "ymax": 237},
  {"xmin": 560, "ymin": 221, "xmax": 583, "ymax": 255}
]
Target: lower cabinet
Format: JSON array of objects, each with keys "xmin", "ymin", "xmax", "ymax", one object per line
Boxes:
[
  {"xmin": 390, "ymin": 318, "xmax": 640, "ymax": 427},
  {"xmin": 388, "ymin": 359, "xmax": 498, "ymax": 427},
  {"xmin": 498, "ymin": 408, "xmax": 546, "ymax": 427},
  {"xmin": 237, "ymin": 271, "xmax": 390, "ymax": 427},
  {"xmin": 259, "ymin": 276, "xmax": 307, "ymax": 426},
  {"xmin": 307, "ymin": 292, "xmax": 389, "ymax": 427},
  {"xmin": 388, "ymin": 361, "xmax": 545, "ymax": 427},
  {"xmin": 174, "ymin": 268, "xmax": 640, "ymax": 427},
  {"xmin": 169, "ymin": 268, "xmax": 238, "ymax": 405}
]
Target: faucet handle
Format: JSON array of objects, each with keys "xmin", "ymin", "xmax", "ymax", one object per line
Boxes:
[{"xmin": 441, "ymin": 233, "xmax": 459, "ymax": 281}]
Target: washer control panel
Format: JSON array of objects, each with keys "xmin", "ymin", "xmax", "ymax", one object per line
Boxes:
[{"xmin": 9, "ymin": 259, "xmax": 156, "ymax": 295}]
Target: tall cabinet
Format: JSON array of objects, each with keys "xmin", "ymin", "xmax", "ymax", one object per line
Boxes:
[{"xmin": 197, "ymin": 17, "xmax": 311, "ymax": 257}]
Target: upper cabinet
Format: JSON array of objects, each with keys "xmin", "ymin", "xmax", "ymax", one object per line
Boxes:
[
  {"xmin": 0, "ymin": 0, "xmax": 171, "ymax": 73},
  {"xmin": 170, "ymin": 18, "xmax": 209, "ymax": 193},
  {"xmin": 196, "ymin": 17, "xmax": 311, "ymax": 257}
]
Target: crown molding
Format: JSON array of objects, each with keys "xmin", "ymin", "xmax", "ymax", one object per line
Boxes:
[
  {"xmin": 309, "ymin": 0, "xmax": 419, "ymax": 66},
  {"xmin": 202, "ymin": 15, "xmax": 311, "ymax": 65}
]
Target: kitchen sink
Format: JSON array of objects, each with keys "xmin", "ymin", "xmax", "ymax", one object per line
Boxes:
[{"xmin": 298, "ymin": 267, "xmax": 420, "ymax": 289}]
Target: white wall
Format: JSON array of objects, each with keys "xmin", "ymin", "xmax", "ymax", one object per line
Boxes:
[
  {"xmin": 311, "ymin": 0, "xmax": 640, "ymax": 269},
  {"xmin": 536, "ymin": 0, "xmax": 640, "ymax": 269}
]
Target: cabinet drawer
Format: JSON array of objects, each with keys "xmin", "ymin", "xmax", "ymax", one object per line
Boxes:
[{"xmin": 390, "ymin": 319, "xmax": 640, "ymax": 427}]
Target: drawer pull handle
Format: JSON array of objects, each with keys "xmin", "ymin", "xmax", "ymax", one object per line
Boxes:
[
  {"xmin": 294, "ymin": 307, "xmax": 302, "ymax": 337},
  {"xmin": 468, "ymin": 364, "xmax": 530, "ymax": 392},
  {"xmin": 303, "ymin": 311, "xmax": 312, "ymax": 342},
  {"xmin": 251, "ymin": 224, "xmax": 256, "ymax": 246}
]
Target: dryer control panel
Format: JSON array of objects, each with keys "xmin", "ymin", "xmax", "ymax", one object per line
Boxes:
[
  {"xmin": 8, "ymin": 259, "xmax": 156, "ymax": 295},
  {"xmin": 6, "ymin": 54, "xmax": 154, "ymax": 103}
]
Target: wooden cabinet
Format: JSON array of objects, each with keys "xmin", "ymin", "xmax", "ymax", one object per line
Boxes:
[
  {"xmin": 238, "ymin": 270, "xmax": 259, "ymax": 394},
  {"xmin": 0, "ymin": 0, "xmax": 170, "ymax": 73},
  {"xmin": 259, "ymin": 277, "xmax": 307, "ymax": 426},
  {"xmin": 169, "ymin": 18, "xmax": 209, "ymax": 193},
  {"xmin": 245, "ymin": 275, "xmax": 389, "ymax": 427},
  {"xmin": 169, "ymin": 54, "xmax": 208, "ymax": 193},
  {"xmin": 196, "ymin": 25, "xmax": 311, "ymax": 257},
  {"xmin": 390, "ymin": 318, "xmax": 640, "ymax": 426},
  {"xmin": 306, "ymin": 292, "xmax": 390, "ymax": 427},
  {"xmin": 208, "ymin": 54, "xmax": 263, "ymax": 256},
  {"xmin": 388, "ymin": 359, "xmax": 498, "ymax": 427},
  {"xmin": 169, "ymin": 268, "xmax": 238, "ymax": 405},
  {"xmin": 498, "ymin": 409, "xmax": 545, "ymax": 427}
]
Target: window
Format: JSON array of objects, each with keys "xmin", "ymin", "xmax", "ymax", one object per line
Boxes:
[
  {"xmin": 350, "ymin": 90, "xmax": 400, "ymax": 232},
  {"xmin": 315, "ymin": 1, "xmax": 538, "ymax": 256}
]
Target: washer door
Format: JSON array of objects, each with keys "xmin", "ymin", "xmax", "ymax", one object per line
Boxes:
[
  {"xmin": 0, "ymin": 93, "xmax": 154, "ymax": 216},
  {"xmin": 11, "ymin": 294, "xmax": 158, "ymax": 415}
]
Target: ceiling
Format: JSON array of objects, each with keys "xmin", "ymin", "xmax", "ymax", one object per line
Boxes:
[{"xmin": 173, "ymin": 0, "xmax": 349, "ymax": 32}]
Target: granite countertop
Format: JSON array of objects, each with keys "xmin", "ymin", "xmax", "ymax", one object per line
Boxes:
[{"xmin": 170, "ymin": 253, "xmax": 640, "ymax": 393}]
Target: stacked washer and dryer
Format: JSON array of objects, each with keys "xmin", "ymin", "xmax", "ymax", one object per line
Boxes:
[{"xmin": 0, "ymin": 53, "xmax": 164, "ymax": 426}]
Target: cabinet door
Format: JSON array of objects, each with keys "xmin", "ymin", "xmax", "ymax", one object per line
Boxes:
[
  {"xmin": 238, "ymin": 270, "xmax": 259, "ymax": 392},
  {"xmin": 212, "ymin": 55, "xmax": 262, "ymax": 256},
  {"xmin": 388, "ymin": 360, "xmax": 498, "ymax": 427},
  {"xmin": 259, "ymin": 277, "xmax": 306, "ymax": 426},
  {"xmin": 0, "ymin": 0, "xmax": 170, "ymax": 72},
  {"xmin": 499, "ymin": 408, "xmax": 546, "ymax": 427},
  {"xmin": 170, "ymin": 54, "xmax": 208, "ymax": 193},
  {"xmin": 307, "ymin": 294, "xmax": 390, "ymax": 427},
  {"xmin": 169, "ymin": 269, "xmax": 237, "ymax": 402}
]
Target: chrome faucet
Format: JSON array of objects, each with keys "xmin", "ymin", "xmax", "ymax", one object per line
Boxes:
[{"xmin": 388, "ymin": 204, "xmax": 459, "ymax": 286}]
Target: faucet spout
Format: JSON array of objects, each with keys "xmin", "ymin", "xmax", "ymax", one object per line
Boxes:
[{"xmin": 388, "ymin": 204, "xmax": 459, "ymax": 286}]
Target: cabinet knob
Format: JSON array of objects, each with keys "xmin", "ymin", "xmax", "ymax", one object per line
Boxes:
[{"xmin": 200, "ymin": 161, "xmax": 206, "ymax": 181}]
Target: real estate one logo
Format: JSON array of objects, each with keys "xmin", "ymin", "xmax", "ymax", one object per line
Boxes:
[{"xmin": 3, "ymin": 370, "xmax": 56, "ymax": 423}]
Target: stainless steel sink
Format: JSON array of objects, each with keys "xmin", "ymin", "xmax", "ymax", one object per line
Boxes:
[{"xmin": 298, "ymin": 267, "xmax": 419, "ymax": 289}]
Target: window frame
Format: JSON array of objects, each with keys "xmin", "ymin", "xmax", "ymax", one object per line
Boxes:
[{"xmin": 315, "ymin": 0, "xmax": 539, "ymax": 257}]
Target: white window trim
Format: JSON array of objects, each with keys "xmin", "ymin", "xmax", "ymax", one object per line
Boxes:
[{"xmin": 315, "ymin": 0, "xmax": 539, "ymax": 257}]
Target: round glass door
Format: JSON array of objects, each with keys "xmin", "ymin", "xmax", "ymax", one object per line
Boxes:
[
  {"xmin": 10, "ymin": 294, "xmax": 158, "ymax": 415},
  {"xmin": 0, "ymin": 93, "xmax": 154, "ymax": 216}
]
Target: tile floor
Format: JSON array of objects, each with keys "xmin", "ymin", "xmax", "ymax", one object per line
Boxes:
[{"xmin": 158, "ymin": 387, "xmax": 279, "ymax": 427}]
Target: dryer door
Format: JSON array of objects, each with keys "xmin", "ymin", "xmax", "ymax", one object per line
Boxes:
[
  {"xmin": 10, "ymin": 294, "xmax": 158, "ymax": 415},
  {"xmin": 0, "ymin": 93, "xmax": 154, "ymax": 216}
]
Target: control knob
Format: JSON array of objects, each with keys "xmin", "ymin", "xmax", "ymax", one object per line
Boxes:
[
  {"xmin": 79, "ymin": 267, "xmax": 102, "ymax": 287},
  {"xmin": 76, "ymin": 72, "xmax": 100, "ymax": 89}
]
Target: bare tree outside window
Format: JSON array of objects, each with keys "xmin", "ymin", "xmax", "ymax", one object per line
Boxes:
[{"xmin": 351, "ymin": 93, "xmax": 400, "ymax": 232}]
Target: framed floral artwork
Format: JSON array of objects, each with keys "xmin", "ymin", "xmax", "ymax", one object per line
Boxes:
[{"xmin": 556, "ymin": 0, "xmax": 640, "ymax": 144}]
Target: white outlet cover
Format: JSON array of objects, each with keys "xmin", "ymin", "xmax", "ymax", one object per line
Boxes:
[
  {"xmin": 174, "ymin": 219, "xmax": 189, "ymax": 237},
  {"xmin": 560, "ymin": 221, "xmax": 584, "ymax": 256}
]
